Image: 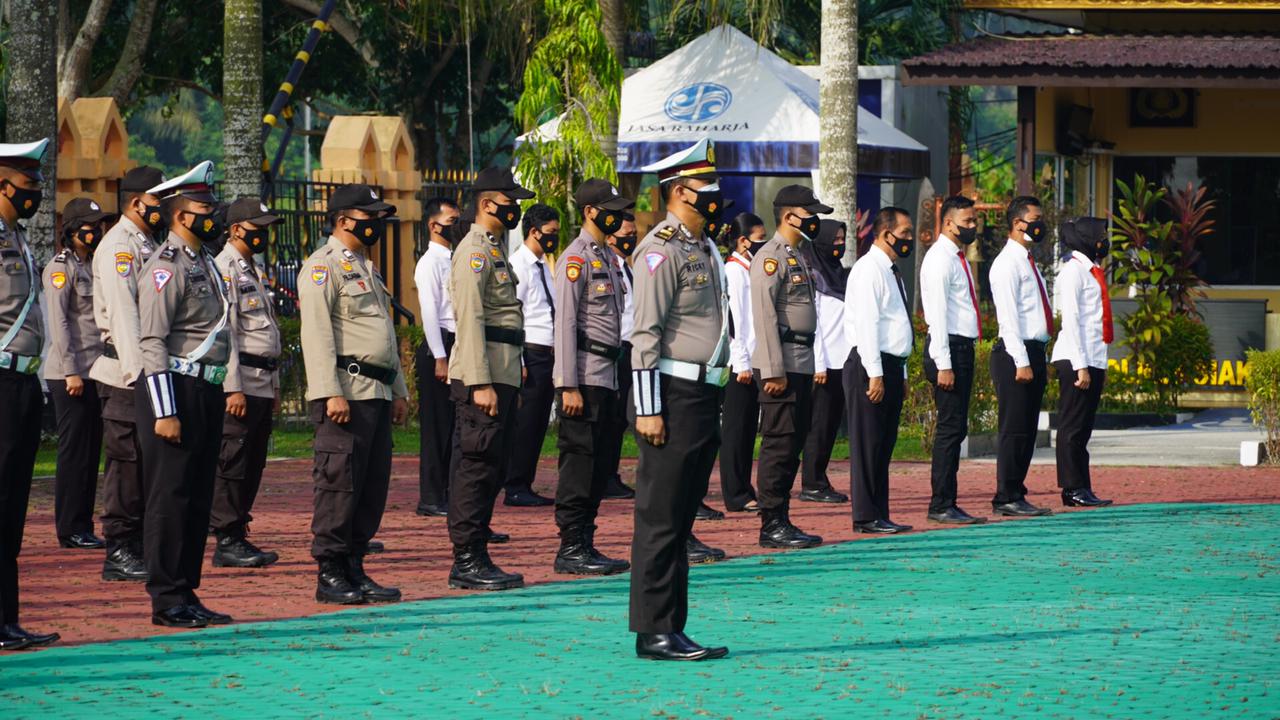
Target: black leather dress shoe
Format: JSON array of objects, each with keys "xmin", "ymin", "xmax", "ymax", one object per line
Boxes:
[
  {"xmin": 1062, "ymin": 488, "xmax": 1113, "ymax": 507},
  {"xmin": 726, "ymin": 499, "xmax": 760, "ymax": 513},
  {"xmin": 152, "ymin": 605, "xmax": 209, "ymax": 628},
  {"xmin": 603, "ymin": 475, "xmax": 636, "ymax": 500},
  {"xmin": 695, "ymin": 503, "xmax": 725, "ymax": 521},
  {"xmin": 488, "ymin": 529, "xmax": 510, "ymax": 544},
  {"xmin": 0, "ymin": 626, "xmax": 32, "ymax": 651},
  {"xmin": 1, "ymin": 624, "xmax": 59, "ymax": 648},
  {"xmin": 854, "ymin": 519, "xmax": 904, "ymax": 534},
  {"xmin": 59, "ymin": 532, "xmax": 105, "ymax": 549},
  {"xmin": 927, "ymin": 506, "xmax": 986, "ymax": 525},
  {"xmin": 187, "ymin": 602, "xmax": 233, "ymax": 625},
  {"xmin": 212, "ymin": 536, "xmax": 279, "ymax": 568},
  {"xmin": 759, "ymin": 511, "xmax": 823, "ymax": 549},
  {"xmin": 366, "ymin": 540, "xmax": 385, "ymax": 554},
  {"xmin": 416, "ymin": 503, "xmax": 448, "ymax": 517},
  {"xmin": 635, "ymin": 632, "xmax": 729, "ymax": 661},
  {"xmin": 504, "ymin": 488, "xmax": 554, "ymax": 507},
  {"xmin": 993, "ymin": 499, "xmax": 1053, "ymax": 517},
  {"xmin": 102, "ymin": 545, "xmax": 148, "ymax": 582},
  {"xmin": 686, "ymin": 534, "xmax": 726, "ymax": 564},
  {"xmin": 348, "ymin": 556, "xmax": 402, "ymax": 603},
  {"xmin": 798, "ymin": 486, "xmax": 849, "ymax": 504}
]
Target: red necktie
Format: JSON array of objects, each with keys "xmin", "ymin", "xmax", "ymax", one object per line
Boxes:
[
  {"xmin": 1028, "ymin": 254, "xmax": 1054, "ymax": 334},
  {"xmin": 958, "ymin": 251, "xmax": 982, "ymax": 340},
  {"xmin": 1090, "ymin": 265, "xmax": 1114, "ymax": 344}
]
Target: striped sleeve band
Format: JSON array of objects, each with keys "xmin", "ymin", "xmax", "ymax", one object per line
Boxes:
[
  {"xmin": 632, "ymin": 368, "xmax": 662, "ymax": 417},
  {"xmin": 146, "ymin": 372, "xmax": 178, "ymax": 419}
]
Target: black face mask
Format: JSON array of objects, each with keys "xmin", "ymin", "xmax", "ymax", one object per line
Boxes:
[
  {"xmin": 538, "ymin": 232, "xmax": 559, "ymax": 255},
  {"xmin": 747, "ymin": 238, "xmax": 768, "ymax": 256},
  {"xmin": 889, "ymin": 232, "xmax": 913, "ymax": 259},
  {"xmin": 75, "ymin": 227, "xmax": 100, "ymax": 250},
  {"xmin": 682, "ymin": 185, "xmax": 723, "ymax": 221},
  {"xmin": 432, "ymin": 221, "xmax": 454, "ymax": 240},
  {"xmin": 1093, "ymin": 238, "xmax": 1111, "ymax": 261},
  {"xmin": 956, "ymin": 225, "xmax": 978, "ymax": 245},
  {"xmin": 4, "ymin": 181, "xmax": 42, "ymax": 219},
  {"xmin": 830, "ymin": 242, "xmax": 847, "ymax": 261},
  {"xmin": 591, "ymin": 209, "xmax": 624, "ymax": 236},
  {"xmin": 185, "ymin": 211, "xmax": 223, "ymax": 243},
  {"xmin": 241, "ymin": 227, "xmax": 269, "ymax": 254},
  {"xmin": 347, "ymin": 216, "xmax": 386, "ymax": 246},
  {"xmin": 490, "ymin": 202, "xmax": 522, "ymax": 231},
  {"xmin": 792, "ymin": 214, "xmax": 821, "ymax": 240},
  {"xmin": 137, "ymin": 201, "xmax": 164, "ymax": 232},
  {"xmin": 1024, "ymin": 219, "xmax": 1048, "ymax": 243},
  {"xmin": 614, "ymin": 235, "xmax": 637, "ymax": 257}
]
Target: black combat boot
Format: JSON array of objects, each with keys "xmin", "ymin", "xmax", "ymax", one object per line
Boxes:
[
  {"xmin": 316, "ymin": 557, "xmax": 364, "ymax": 604},
  {"xmin": 347, "ymin": 554, "xmax": 401, "ymax": 603},
  {"xmin": 759, "ymin": 506, "xmax": 823, "ymax": 549},
  {"xmin": 212, "ymin": 534, "xmax": 279, "ymax": 568},
  {"xmin": 554, "ymin": 525, "xmax": 627, "ymax": 576},
  {"xmin": 584, "ymin": 525, "xmax": 630, "ymax": 573},
  {"xmin": 448, "ymin": 543, "xmax": 524, "ymax": 590},
  {"xmin": 102, "ymin": 540, "xmax": 148, "ymax": 581}
]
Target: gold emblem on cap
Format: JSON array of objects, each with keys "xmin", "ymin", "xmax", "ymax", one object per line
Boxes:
[{"xmin": 706, "ymin": 144, "xmax": 716, "ymax": 164}]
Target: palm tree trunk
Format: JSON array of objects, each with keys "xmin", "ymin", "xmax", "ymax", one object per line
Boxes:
[
  {"xmin": 819, "ymin": 0, "xmax": 858, "ymax": 228},
  {"xmin": 5, "ymin": 0, "xmax": 59, "ymax": 261},
  {"xmin": 599, "ymin": 0, "xmax": 626, "ymax": 173},
  {"xmin": 223, "ymin": 0, "xmax": 264, "ymax": 199}
]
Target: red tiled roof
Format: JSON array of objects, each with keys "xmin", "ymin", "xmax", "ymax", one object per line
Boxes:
[{"xmin": 902, "ymin": 33, "xmax": 1280, "ymax": 87}]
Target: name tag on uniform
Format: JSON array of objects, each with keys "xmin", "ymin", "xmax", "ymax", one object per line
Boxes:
[
  {"xmin": 786, "ymin": 257, "xmax": 798, "ymax": 266},
  {"xmin": 791, "ymin": 273, "xmax": 805, "ymax": 284}
]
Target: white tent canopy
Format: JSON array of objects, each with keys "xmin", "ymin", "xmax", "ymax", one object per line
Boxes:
[{"xmin": 519, "ymin": 25, "xmax": 929, "ymax": 178}]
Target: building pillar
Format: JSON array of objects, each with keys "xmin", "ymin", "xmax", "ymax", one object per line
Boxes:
[{"xmin": 1016, "ymin": 85, "xmax": 1036, "ymax": 196}]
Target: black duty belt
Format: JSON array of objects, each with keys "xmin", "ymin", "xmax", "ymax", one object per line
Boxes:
[
  {"xmin": 780, "ymin": 328, "xmax": 815, "ymax": 347},
  {"xmin": 577, "ymin": 332, "xmax": 624, "ymax": 362},
  {"xmin": 337, "ymin": 356, "xmax": 397, "ymax": 385},
  {"xmin": 103, "ymin": 342, "xmax": 118, "ymax": 360},
  {"xmin": 931, "ymin": 334, "xmax": 976, "ymax": 347},
  {"xmin": 239, "ymin": 352, "xmax": 279, "ymax": 371},
  {"xmin": 484, "ymin": 325, "xmax": 525, "ymax": 346}
]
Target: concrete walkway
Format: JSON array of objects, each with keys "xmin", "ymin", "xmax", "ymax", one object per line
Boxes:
[{"xmin": 1027, "ymin": 408, "xmax": 1265, "ymax": 467}]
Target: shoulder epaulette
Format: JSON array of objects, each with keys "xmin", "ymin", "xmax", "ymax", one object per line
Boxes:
[
  {"xmin": 53, "ymin": 249, "xmax": 69, "ymax": 263},
  {"xmin": 159, "ymin": 245, "xmax": 177, "ymax": 261},
  {"xmin": 654, "ymin": 226, "xmax": 677, "ymax": 242}
]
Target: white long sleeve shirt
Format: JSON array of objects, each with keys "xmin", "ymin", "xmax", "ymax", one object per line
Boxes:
[
  {"xmin": 725, "ymin": 251, "xmax": 755, "ymax": 373},
  {"xmin": 613, "ymin": 252, "xmax": 635, "ymax": 342},
  {"xmin": 413, "ymin": 242, "xmax": 455, "ymax": 357},
  {"xmin": 989, "ymin": 238, "xmax": 1052, "ymax": 368},
  {"xmin": 920, "ymin": 234, "xmax": 981, "ymax": 371},
  {"xmin": 814, "ymin": 292, "xmax": 846, "ymax": 371},
  {"xmin": 509, "ymin": 243, "xmax": 555, "ymax": 347},
  {"xmin": 1051, "ymin": 250, "xmax": 1109, "ymax": 370},
  {"xmin": 844, "ymin": 244, "xmax": 912, "ymax": 377}
]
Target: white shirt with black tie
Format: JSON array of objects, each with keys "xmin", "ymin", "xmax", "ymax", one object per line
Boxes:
[{"xmin": 844, "ymin": 244, "xmax": 913, "ymax": 378}]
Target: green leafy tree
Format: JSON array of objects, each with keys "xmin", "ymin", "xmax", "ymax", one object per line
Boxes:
[{"xmin": 513, "ymin": 0, "xmax": 623, "ymax": 235}]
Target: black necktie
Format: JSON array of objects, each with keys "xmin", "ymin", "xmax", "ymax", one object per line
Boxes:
[
  {"xmin": 622, "ymin": 259, "xmax": 633, "ymax": 285},
  {"xmin": 536, "ymin": 260, "xmax": 554, "ymax": 320},
  {"xmin": 892, "ymin": 265, "xmax": 915, "ymax": 349}
]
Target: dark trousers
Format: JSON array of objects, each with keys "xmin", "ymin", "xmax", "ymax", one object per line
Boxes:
[
  {"xmin": 505, "ymin": 346, "xmax": 554, "ymax": 495},
  {"xmin": 416, "ymin": 333, "xmax": 455, "ymax": 508},
  {"xmin": 718, "ymin": 375, "xmax": 759, "ymax": 510},
  {"xmin": 1054, "ymin": 361, "xmax": 1106, "ymax": 491},
  {"xmin": 99, "ymin": 381, "xmax": 145, "ymax": 553},
  {"xmin": 755, "ymin": 371, "xmax": 813, "ymax": 511},
  {"xmin": 555, "ymin": 385, "xmax": 618, "ymax": 532},
  {"xmin": 49, "ymin": 378, "xmax": 104, "ymax": 539},
  {"xmin": 629, "ymin": 376, "xmax": 722, "ymax": 634},
  {"xmin": 924, "ymin": 338, "xmax": 975, "ymax": 513},
  {"xmin": 135, "ymin": 375, "xmax": 224, "ymax": 612},
  {"xmin": 844, "ymin": 351, "xmax": 905, "ymax": 524},
  {"xmin": 211, "ymin": 394, "xmax": 274, "ymax": 538},
  {"xmin": 449, "ymin": 382, "xmax": 519, "ymax": 547},
  {"xmin": 0, "ymin": 371, "xmax": 41, "ymax": 626},
  {"xmin": 599, "ymin": 343, "xmax": 632, "ymax": 486},
  {"xmin": 990, "ymin": 341, "xmax": 1048, "ymax": 505},
  {"xmin": 310, "ymin": 398, "xmax": 392, "ymax": 560},
  {"xmin": 801, "ymin": 368, "xmax": 845, "ymax": 493}
]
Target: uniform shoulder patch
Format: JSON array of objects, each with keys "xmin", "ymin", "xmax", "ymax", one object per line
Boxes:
[
  {"xmin": 50, "ymin": 271, "xmax": 67, "ymax": 289},
  {"xmin": 763, "ymin": 258, "xmax": 779, "ymax": 276},
  {"xmin": 654, "ymin": 226, "xmax": 677, "ymax": 242},
  {"xmin": 469, "ymin": 252, "xmax": 487, "ymax": 273},
  {"xmin": 565, "ymin": 255, "xmax": 584, "ymax": 282},
  {"xmin": 644, "ymin": 252, "xmax": 667, "ymax": 274},
  {"xmin": 311, "ymin": 265, "xmax": 329, "ymax": 286},
  {"xmin": 152, "ymin": 267, "xmax": 174, "ymax": 292},
  {"xmin": 115, "ymin": 251, "xmax": 134, "ymax": 277}
]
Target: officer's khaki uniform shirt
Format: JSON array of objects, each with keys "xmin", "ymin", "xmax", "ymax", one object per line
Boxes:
[
  {"xmin": 42, "ymin": 249, "xmax": 102, "ymax": 378},
  {"xmin": 629, "ymin": 212, "xmax": 727, "ymax": 416},
  {"xmin": 447, "ymin": 225, "xmax": 523, "ymax": 388},
  {"xmin": 0, "ymin": 218, "xmax": 42, "ymax": 357},
  {"xmin": 750, "ymin": 233, "xmax": 818, "ymax": 378},
  {"xmin": 215, "ymin": 245, "xmax": 281, "ymax": 399},
  {"xmin": 90, "ymin": 216, "xmax": 156, "ymax": 388},
  {"xmin": 552, "ymin": 229, "xmax": 624, "ymax": 390},
  {"xmin": 299, "ymin": 236, "xmax": 408, "ymax": 402}
]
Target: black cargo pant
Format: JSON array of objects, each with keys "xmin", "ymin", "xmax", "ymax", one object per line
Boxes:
[
  {"xmin": 99, "ymin": 381, "xmax": 145, "ymax": 553},
  {"xmin": 49, "ymin": 378, "xmax": 104, "ymax": 540},
  {"xmin": 629, "ymin": 376, "xmax": 722, "ymax": 634},
  {"xmin": 505, "ymin": 345, "xmax": 554, "ymax": 496},
  {"xmin": 1054, "ymin": 361, "xmax": 1106, "ymax": 492},
  {"xmin": 718, "ymin": 374, "xmax": 759, "ymax": 511},
  {"xmin": 755, "ymin": 371, "xmax": 813, "ymax": 511},
  {"xmin": 448, "ymin": 382, "xmax": 519, "ymax": 548},
  {"xmin": 135, "ymin": 375, "xmax": 224, "ymax": 612},
  {"xmin": 990, "ymin": 340, "xmax": 1048, "ymax": 505},
  {"xmin": 844, "ymin": 350, "xmax": 906, "ymax": 524},
  {"xmin": 924, "ymin": 337, "xmax": 976, "ymax": 513},
  {"xmin": 555, "ymin": 385, "xmax": 618, "ymax": 533},
  {"xmin": 801, "ymin": 368, "xmax": 844, "ymax": 493},
  {"xmin": 0, "ymin": 370, "xmax": 42, "ymax": 626},
  {"xmin": 310, "ymin": 398, "xmax": 392, "ymax": 560},
  {"xmin": 416, "ymin": 333, "xmax": 455, "ymax": 509},
  {"xmin": 599, "ymin": 343, "xmax": 632, "ymax": 489},
  {"xmin": 211, "ymin": 394, "xmax": 274, "ymax": 539}
]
